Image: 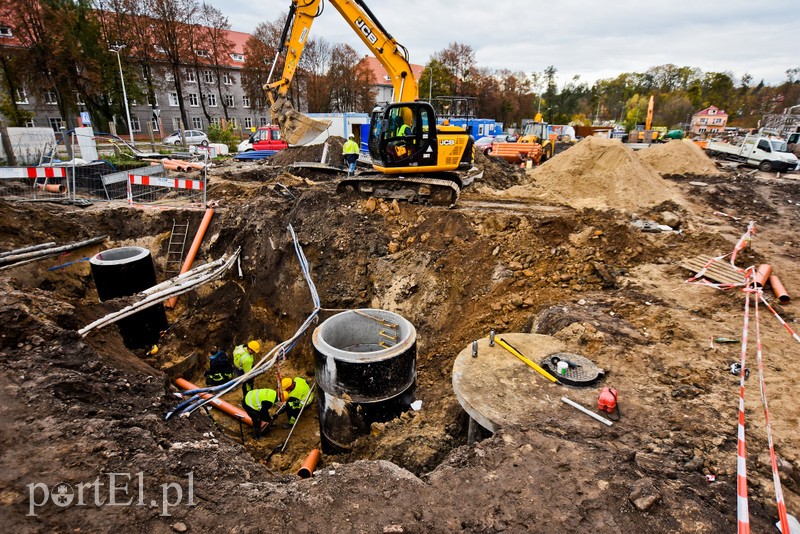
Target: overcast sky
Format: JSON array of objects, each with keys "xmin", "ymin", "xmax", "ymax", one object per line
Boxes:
[{"xmin": 215, "ymin": 0, "xmax": 799, "ymax": 88}]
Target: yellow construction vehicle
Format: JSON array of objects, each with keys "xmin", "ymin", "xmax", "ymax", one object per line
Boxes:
[
  {"xmin": 517, "ymin": 113, "xmax": 555, "ymax": 162},
  {"xmin": 265, "ymin": 0, "xmax": 475, "ymax": 205},
  {"xmin": 629, "ymin": 96, "xmax": 659, "ymax": 143}
]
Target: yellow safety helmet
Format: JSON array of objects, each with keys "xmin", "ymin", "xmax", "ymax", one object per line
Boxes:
[
  {"xmin": 247, "ymin": 340, "xmax": 260, "ymax": 353},
  {"xmin": 279, "ymin": 390, "xmax": 289, "ymax": 402},
  {"xmin": 281, "ymin": 377, "xmax": 294, "ymax": 390}
]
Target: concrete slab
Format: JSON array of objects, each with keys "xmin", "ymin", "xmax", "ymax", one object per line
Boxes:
[{"xmin": 451, "ymin": 333, "xmax": 566, "ymax": 433}]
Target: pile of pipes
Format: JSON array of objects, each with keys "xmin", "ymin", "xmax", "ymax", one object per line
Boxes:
[{"xmin": 0, "ymin": 236, "xmax": 107, "ymax": 271}]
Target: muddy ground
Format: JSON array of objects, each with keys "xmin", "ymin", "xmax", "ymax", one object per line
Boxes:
[{"xmin": 1, "ymin": 139, "xmax": 800, "ymax": 533}]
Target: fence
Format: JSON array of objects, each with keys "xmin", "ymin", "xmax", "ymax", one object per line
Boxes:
[
  {"xmin": 0, "ymin": 161, "xmax": 207, "ymax": 208},
  {"xmin": 0, "ymin": 166, "xmax": 69, "ymax": 201},
  {"xmin": 127, "ymin": 171, "xmax": 206, "ymax": 207}
]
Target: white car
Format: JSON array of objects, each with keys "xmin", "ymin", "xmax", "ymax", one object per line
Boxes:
[{"xmin": 162, "ymin": 130, "xmax": 209, "ymax": 146}]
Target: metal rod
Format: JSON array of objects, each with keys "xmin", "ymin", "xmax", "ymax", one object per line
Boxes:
[{"xmin": 561, "ymin": 396, "xmax": 613, "ymax": 426}]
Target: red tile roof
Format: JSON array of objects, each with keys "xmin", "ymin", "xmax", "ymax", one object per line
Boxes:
[
  {"xmin": 358, "ymin": 55, "xmax": 425, "ymax": 86},
  {"xmin": 694, "ymin": 105, "xmax": 728, "ymax": 117}
]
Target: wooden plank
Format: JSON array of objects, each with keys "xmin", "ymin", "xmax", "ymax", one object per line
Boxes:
[{"xmin": 680, "ymin": 254, "xmax": 746, "ymax": 285}]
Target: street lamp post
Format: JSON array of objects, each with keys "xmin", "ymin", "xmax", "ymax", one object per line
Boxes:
[{"xmin": 109, "ymin": 44, "xmax": 134, "ymax": 146}]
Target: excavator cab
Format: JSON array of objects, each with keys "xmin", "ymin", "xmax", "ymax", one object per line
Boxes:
[{"xmin": 369, "ymin": 102, "xmax": 437, "ymax": 170}]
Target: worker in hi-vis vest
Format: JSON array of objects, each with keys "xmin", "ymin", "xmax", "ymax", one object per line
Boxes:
[
  {"xmin": 275, "ymin": 377, "xmax": 313, "ymax": 428},
  {"xmin": 232, "ymin": 340, "xmax": 260, "ymax": 395},
  {"xmin": 242, "ymin": 388, "xmax": 285, "ymax": 439},
  {"xmin": 342, "ymin": 134, "xmax": 359, "ymax": 176}
]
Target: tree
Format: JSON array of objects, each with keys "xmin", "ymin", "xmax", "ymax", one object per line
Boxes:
[
  {"xmin": 148, "ymin": 0, "xmax": 198, "ymax": 129},
  {"xmin": 241, "ymin": 18, "xmax": 283, "ymax": 113},
  {"xmin": 327, "ymin": 44, "xmax": 373, "ymax": 112},
  {"xmin": 434, "ymin": 43, "xmax": 476, "ymax": 96},
  {"xmin": 301, "ymin": 37, "xmax": 332, "ymax": 112},
  {"xmin": 200, "ymin": 3, "xmax": 234, "ymax": 122}
]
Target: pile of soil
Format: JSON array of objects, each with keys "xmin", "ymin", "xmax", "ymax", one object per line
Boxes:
[
  {"xmin": 269, "ymin": 136, "xmax": 345, "ymax": 166},
  {"xmin": 470, "ymin": 149, "xmax": 527, "ymax": 190},
  {"xmin": 639, "ymin": 139, "xmax": 723, "ymax": 178},
  {"xmin": 498, "ymin": 136, "xmax": 683, "ymax": 211}
]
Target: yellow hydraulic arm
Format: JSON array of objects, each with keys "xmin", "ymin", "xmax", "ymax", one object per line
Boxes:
[{"xmin": 266, "ymin": 0, "xmax": 420, "ymax": 143}]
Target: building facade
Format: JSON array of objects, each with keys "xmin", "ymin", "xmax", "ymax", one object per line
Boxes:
[
  {"xmin": 1, "ymin": 25, "xmax": 426, "ymax": 141},
  {"xmin": 690, "ymin": 105, "xmax": 729, "ymax": 137}
]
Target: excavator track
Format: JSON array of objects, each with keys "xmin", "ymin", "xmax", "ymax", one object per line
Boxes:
[{"xmin": 336, "ymin": 174, "xmax": 461, "ymax": 206}]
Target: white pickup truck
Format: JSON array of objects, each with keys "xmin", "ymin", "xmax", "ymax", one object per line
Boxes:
[{"xmin": 705, "ymin": 134, "xmax": 799, "ymax": 172}]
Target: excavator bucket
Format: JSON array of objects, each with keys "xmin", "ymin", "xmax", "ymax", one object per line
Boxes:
[{"xmin": 271, "ymin": 97, "xmax": 332, "ymax": 145}]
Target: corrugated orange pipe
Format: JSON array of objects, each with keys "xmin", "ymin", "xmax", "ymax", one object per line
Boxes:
[
  {"xmin": 166, "ymin": 208, "xmax": 214, "ymax": 308},
  {"xmin": 174, "ymin": 377, "xmax": 254, "ymax": 426},
  {"xmin": 769, "ymin": 275, "xmax": 791, "ymax": 303},
  {"xmin": 754, "ymin": 264, "xmax": 772, "ymax": 288},
  {"xmin": 297, "ymin": 449, "xmax": 321, "ymax": 478}
]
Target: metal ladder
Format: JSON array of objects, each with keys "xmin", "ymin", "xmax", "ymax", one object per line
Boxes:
[{"xmin": 165, "ymin": 220, "xmax": 190, "ymax": 277}]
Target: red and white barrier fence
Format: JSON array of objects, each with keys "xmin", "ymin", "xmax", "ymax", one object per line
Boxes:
[
  {"xmin": 128, "ymin": 174, "xmax": 204, "ymax": 190},
  {"xmin": 0, "ymin": 166, "xmax": 67, "ymax": 179}
]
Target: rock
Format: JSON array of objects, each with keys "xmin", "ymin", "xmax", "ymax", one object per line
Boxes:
[
  {"xmin": 172, "ymin": 522, "xmax": 187, "ymax": 532},
  {"xmin": 629, "ymin": 477, "xmax": 660, "ymax": 512},
  {"xmin": 364, "ymin": 197, "xmax": 377, "ymax": 212},
  {"xmin": 383, "ymin": 525, "xmax": 404, "ymax": 533},
  {"xmin": 391, "ymin": 199, "xmax": 400, "ymax": 215},
  {"xmin": 388, "ymin": 242, "xmax": 400, "ymax": 254},
  {"xmin": 659, "ymin": 211, "xmax": 682, "ymax": 228}
]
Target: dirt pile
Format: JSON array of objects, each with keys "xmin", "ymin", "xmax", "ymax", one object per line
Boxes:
[
  {"xmin": 269, "ymin": 136, "xmax": 345, "ymax": 166},
  {"xmin": 638, "ymin": 139, "xmax": 723, "ymax": 177},
  {"xmin": 499, "ymin": 136, "xmax": 683, "ymax": 211}
]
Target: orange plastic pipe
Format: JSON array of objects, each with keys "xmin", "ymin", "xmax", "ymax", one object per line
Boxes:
[
  {"xmin": 754, "ymin": 264, "xmax": 772, "ymax": 288},
  {"xmin": 166, "ymin": 208, "xmax": 214, "ymax": 308},
  {"xmin": 36, "ymin": 183, "xmax": 67, "ymax": 193},
  {"xmin": 769, "ymin": 275, "xmax": 790, "ymax": 303},
  {"xmin": 297, "ymin": 449, "xmax": 321, "ymax": 478},
  {"xmin": 174, "ymin": 377, "xmax": 254, "ymax": 426}
]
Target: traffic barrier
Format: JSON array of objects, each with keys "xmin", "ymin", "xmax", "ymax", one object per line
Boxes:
[
  {"xmin": 127, "ymin": 170, "xmax": 206, "ymax": 207},
  {"xmin": 0, "ymin": 166, "xmax": 68, "ymax": 201}
]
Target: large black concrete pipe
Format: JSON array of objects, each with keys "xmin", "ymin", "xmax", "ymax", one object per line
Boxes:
[
  {"xmin": 89, "ymin": 246, "xmax": 168, "ymax": 349},
  {"xmin": 312, "ymin": 309, "xmax": 416, "ymax": 453}
]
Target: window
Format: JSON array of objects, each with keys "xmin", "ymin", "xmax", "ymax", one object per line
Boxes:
[
  {"xmin": 44, "ymin": 91, "xmax": 57, "ymax": 104},
  {"xmin": 192, "ymin": 117, "xmax": 202, "ymax": 129},
  {"xmin": 709, "ymin": 109, "xmax": 716, "ymax": 115},
  {"xmin": 223, "ymin": 73, "xmax": 233, "ymax": 85},
  {"xmin": 130, "ymin": 116, "xmax": 141, "ymax": 132},
  {"xmin": 49, "ymin": 117, "xmax": 63, "ymax": 131},
  {"xmin": 169, "ymin": 92, "xmax": 179, "ymax": 106},
  {"xmin": 147, "ymin": 94, "xmax": 158, "ymax": 107},
  {"xmin": 713, "ymin": 118, "xmax": 723, "ymax": 124},
  {"xmin": 210, "ymin": 117, "xmax": 221, "ymax": 127},
  {"xmin": 189, "ymin": 93, "xmax": 199, "ymax": 107},
  {"xmin": 224, "ymin": 95, "xmax": 235, "ymax": 107},
  {"xmin": 25, "ymin": 119, "xmax": 35, "ymax": 127},
  {"xmin": 243, "ymin": 117, "xmax": 253, "ymax": 129},
  {"xmin": 186, "ymin": 71, "xmax": 197, "ymax": 83},
  {"xmin": 0, "ymin": 26, "xmax": 12, "ymax": 38},
  {"xmin": 229, "ymin": 117, "xmax": 237, "ymax": 128},
  {"xmin": 195, "ymin": 49, "xmax": 210, "ymax": 58},
  {"xmin": 699, "ymin": 118, "xmax": 707, "ymax": 124},
  {"xmin": 207, "ymin": 94, "xmax": 217, "ymax": 107},
  {"xmin": 172, "ymin": 118, "xmax": 181, "ymax": 130},
  {"xmin": 15, "ymin": 88, "xmax": 28, "ymax": 104},
  {"xmin": 230, "ymin": 53, "xmax": 244, "ymax": 62},
  {"xmin": 259, "ymin": 117, "xmax": 268, "ymax": 127},
  {"xmin": 242, "ymin": 95, "xmax": 250, "ymax": 108},
  {"xmin": 203, "ymin": 70, "xmax": 214, "ymax": 83},
  {"xmin": 151, "ymin": 117, "xmax": 160, "ymax": 133}
]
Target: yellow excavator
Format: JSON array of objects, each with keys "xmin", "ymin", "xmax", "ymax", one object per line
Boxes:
[{"xmin": 265, "ymin": 0, "xmax": 475, "ymax": 205}]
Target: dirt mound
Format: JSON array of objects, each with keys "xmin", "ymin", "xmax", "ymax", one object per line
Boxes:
[
  {"xmin": 470, "ymin": 150, "xmax": 527, "ymax": 191},
  {"xmin": 638, "ymin": 139, "xmax": 722, "ymax": 177},
  {"xmin": 499, "ymin": 136, "xmax": 683, "ymax": 211},
  {"xmin": 269, "ymin": 136, "xmax": 345, "ymax": 166}
]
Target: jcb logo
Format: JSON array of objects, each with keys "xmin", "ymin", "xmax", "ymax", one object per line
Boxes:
[
  {"xmin": 355, "ymin": 18, "xmax": 378, "ymax": 45},
  {"xmin": 440, "ymin": 139, "xmax": 455, "ymax": 146}
]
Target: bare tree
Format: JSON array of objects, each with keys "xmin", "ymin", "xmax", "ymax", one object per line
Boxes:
[
  {"xmin": 328, "ymin": 44, "xmax": 373, "ymax": 112},
  {"xmin": 200, "ymin": 3, "xmax": 234, "ymax": 122},
  {"xmin": 148, "ymin": 0, "xmax": 198, "ymax": 129}
]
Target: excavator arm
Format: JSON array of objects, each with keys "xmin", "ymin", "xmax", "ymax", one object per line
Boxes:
[{"xmin": 266, "ymin": 0, "xmax": 419, "ymax": 144}]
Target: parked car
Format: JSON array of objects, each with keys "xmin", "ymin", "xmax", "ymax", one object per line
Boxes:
[
  {"xmin": 474, "ymin": 136, "xmax": 495, "ymax": 152},
  {"xmin": 494, "ymin": 133, "xmax": 518, "ymax": 143},
  {"xmin": 162, "ymin": 130, "xmax": 209, "ymax": 146}
]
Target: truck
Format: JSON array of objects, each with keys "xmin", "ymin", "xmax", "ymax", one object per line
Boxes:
[
  {"xmin": 705, "ymin": 134, "xmax": 799, "ymax": 172},
  {"xmin": 237, "ymin": 125, "xmax": 289, "ymax": 153}
]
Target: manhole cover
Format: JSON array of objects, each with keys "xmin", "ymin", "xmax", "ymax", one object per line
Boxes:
[{"xmin": 540, "ymin": 352, "xmax": 604, "ymax": 387}]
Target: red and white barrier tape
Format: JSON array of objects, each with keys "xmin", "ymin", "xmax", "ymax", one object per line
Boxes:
[
  {"xmin": 128, "ymin": 174, "xmax": 204, "ymax": 190},
  {"xmin": 753, "ymin": 294, "xmax": 791, "ymax": 532},
  {"xmin": 688, "ymin": 222, "xmax": 791, "ymax": 533},
  {"xmin": 0, "ymin": 167, "xmax": 67, "ymax": 179}
]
